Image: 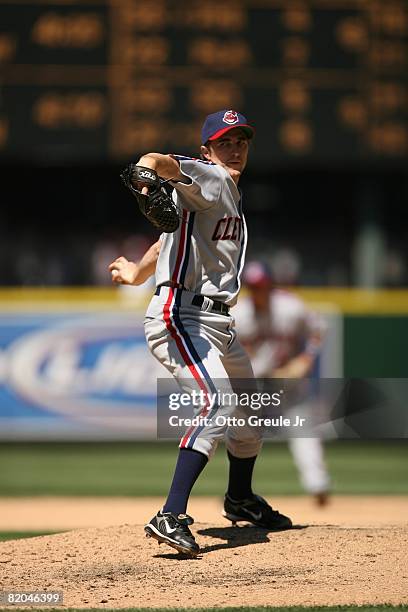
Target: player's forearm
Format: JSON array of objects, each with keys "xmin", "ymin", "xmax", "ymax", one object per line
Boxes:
[
  {"xmin": 109, "ymin": 241, "xmax": 160, "ymax": 286},
  {"xmin": 132, "ymin": 240, "xmax": 161, "ymax": 285},
  {"xmin": 111, "ymin": 258, "xmax": 154, "ymax": 286},
  {"xmin": 130, "ymin": 262, "xmax": 153, "ymax": 285},
  {"xmin": 137, "ymin": 153, "xmax": 182, "ymax": 181}
]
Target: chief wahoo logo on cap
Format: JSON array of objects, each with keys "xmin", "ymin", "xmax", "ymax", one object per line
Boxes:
[{"xmin": 223, "ymin": 110, "xmax": 239, "ymax": 125}]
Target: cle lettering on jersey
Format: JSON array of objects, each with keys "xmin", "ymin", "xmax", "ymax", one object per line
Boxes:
[{"xmin": 212, "ymin": 216, "xmax": 242, "ymax": 241}]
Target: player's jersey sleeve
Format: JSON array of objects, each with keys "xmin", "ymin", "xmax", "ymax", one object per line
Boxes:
[{"xmin": 170, "ymin": 156, "xmax": 224, "ymax": 211}]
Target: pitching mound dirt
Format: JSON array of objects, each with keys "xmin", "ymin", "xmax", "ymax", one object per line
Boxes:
[{"xmin": 0, "ymin": 499, "xmax": 407, "ymax": 609}]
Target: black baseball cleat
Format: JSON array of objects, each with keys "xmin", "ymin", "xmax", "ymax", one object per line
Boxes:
[
  {"xmin": 223, "ymin": 493, "xmax": 292, "ymax": 530},
  {"xmin": 144, "ymin": 511, "xmax": 200, "ymax": 557}
]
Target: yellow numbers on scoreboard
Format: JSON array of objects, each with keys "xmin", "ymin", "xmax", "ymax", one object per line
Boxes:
[
  {"xmin": 33, "ymin": 93, "xmax": 106, "ymax": 129},
  {"xmin": 31, "ymin": 12, "xmax": 104, "ymax": 48}
]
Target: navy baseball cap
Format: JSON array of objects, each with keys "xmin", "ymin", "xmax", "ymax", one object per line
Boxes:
[{"xmin": 201, "ymin": 110, "xmax": 255, "ymax": 145}]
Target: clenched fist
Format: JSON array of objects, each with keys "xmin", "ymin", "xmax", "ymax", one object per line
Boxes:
[{"xmin": 109, "ymin": 256, "xmax": 139, "ymax": 285}]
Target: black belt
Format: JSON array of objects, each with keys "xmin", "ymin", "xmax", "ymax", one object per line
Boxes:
[
  {"xmin": 191, "ymin": 294, "xmax": 230, "ymax": 315},
  {"xmin": 155, "ymin": 281, "xmax": 185, "ymax": 292},
  {"xmin": 155, "ymin": 283, "xmax": 230, "ymax": 316}
]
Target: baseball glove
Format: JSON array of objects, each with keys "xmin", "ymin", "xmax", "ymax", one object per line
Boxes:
[{"xmin": 120, "ymin": 164, "xmax": 180, "ymax": 233}]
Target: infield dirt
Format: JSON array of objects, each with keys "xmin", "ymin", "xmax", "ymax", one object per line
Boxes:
[{"xmin": 0, "ymin": 496, "xmax": 407, "ymax": 609}]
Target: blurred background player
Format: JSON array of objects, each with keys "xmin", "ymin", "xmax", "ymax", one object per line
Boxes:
[{"xmin": 233, "ymin": 260, "xmax": 331, "ymax": 506}]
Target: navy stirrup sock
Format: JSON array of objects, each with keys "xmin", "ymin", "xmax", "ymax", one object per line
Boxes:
[
  {"xmin": 226, "ymin": 450, "xmax": 256, "ymax": 501},
  {"xmin": 162, "ymin": 448, "xmax": 208, "ymax": 515}
]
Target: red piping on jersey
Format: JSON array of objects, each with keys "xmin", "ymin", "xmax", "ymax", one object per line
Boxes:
[
  {"xmin": 163, "ymin": 289, "xmax": 211, "ymax": 448},
  {"xmin": 161, "ymin": 209, "xmax": 211, "ymax": 447},
  {"xmin": 163, "ymin": 289, "xmax": 209, "ymax": 395}
]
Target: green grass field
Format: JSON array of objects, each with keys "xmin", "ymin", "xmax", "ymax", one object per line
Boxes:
[
  {"xmin": 0, "ymin": 441, "xmax": 406, "ymax": 497},
  {"xmin": 0, "ymin": 531, "xmax": 60, "ymax": 541}
]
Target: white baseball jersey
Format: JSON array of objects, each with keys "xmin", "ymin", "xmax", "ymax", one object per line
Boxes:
[
  {"xmin": 144, "ymin": 155, "xmax": 261, "ymax": 459},
  {"xmin": 233, "ymin": 290, "xmax": 323, "ymax": 377},
  {"xmin": 154, "ymin": 156, "xmax": 247, "ymax": 307}
]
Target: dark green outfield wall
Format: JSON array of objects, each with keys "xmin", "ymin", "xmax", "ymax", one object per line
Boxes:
[{"xmin": 344, "ymin": 316, "xmax": 407, "ymax": 377}]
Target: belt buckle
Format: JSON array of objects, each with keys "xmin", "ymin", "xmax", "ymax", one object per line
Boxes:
[{"xmin": 201, "ymin": 296, "xmax": 214, "ymax": 312}]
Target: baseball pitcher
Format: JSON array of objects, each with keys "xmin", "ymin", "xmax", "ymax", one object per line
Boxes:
[{"xmin": 109, "ymin": 110, "xmax": 292, "ymax": 557}]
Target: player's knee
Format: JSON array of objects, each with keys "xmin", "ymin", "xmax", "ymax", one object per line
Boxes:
[
  {"xmin": 226, "ymin": 436, "xmax": 262, "ymax": 459},
  {"xmin": 180, "ymin": 438, "xmax": 218, "ymax": 460}
]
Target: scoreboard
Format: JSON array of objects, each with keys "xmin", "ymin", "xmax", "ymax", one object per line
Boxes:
[{"xmin": 0, "ymin": 0, "xmax": 407, "ymax": 165}]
